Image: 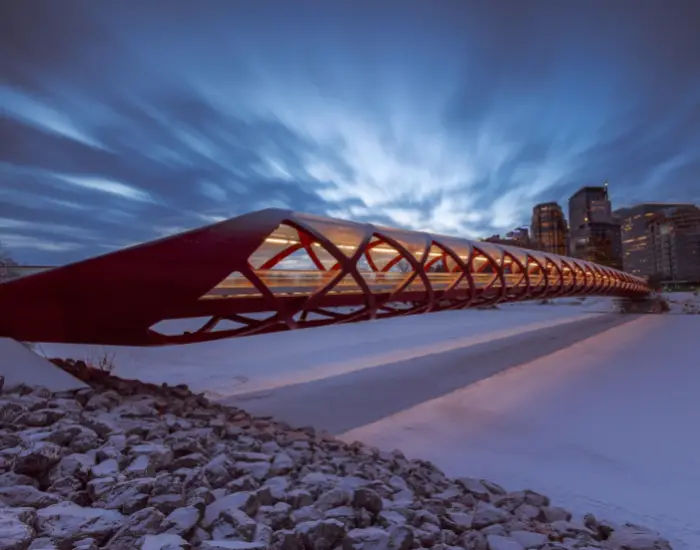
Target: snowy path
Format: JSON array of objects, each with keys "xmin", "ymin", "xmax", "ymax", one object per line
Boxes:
[
  {"xmin": 37, "ymin": 300, "xmax": 610, "ymax": 398},
  {"xmin": 226, "ymin": 313, "xmax": 633, "ymax": 433},
  {"xmin": 342, "ymin": 314, "xmax": 700, "ymax": 550}
]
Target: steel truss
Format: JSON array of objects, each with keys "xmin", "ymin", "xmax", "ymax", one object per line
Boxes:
[{"xmin": 0, "ymin": 209, "xmax": 649, "ymax": 345}]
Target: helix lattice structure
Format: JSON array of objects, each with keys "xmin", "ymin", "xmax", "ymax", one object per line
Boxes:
[{"xmin": 0, "ymin": 209, "xmax": 649, "ymax": 345}]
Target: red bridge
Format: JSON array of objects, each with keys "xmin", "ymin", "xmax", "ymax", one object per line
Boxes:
[{"xmin": 0, "ymin": 209, "xmax": 649, "ymax": 345}]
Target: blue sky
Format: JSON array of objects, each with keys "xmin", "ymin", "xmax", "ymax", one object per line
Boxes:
[{"xmin": 1, "ymin": 1, "xmax": 699, "ymax": 264}]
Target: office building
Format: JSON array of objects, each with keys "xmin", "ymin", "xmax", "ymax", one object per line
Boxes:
[
  {"xmin": 647, "ymin": 205, "xmax": 700, "ymax": 283},
  {"xmin": 568, "ymin": 184, "xmax": 622, "ymax": 269},
  {"xmin": 613, "ymin": 203, "xmax": 689, "ymax": 277},
  {"xmin": 531, "ymin": 202, "xmax": 568, "ymax": 255}
]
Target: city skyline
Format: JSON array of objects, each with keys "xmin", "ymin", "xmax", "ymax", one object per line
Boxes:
[{"xmin": 1, "ymin": 1, "xmax": 699, "ymax": 265}]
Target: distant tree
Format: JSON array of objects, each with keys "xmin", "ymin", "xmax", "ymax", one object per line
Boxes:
[
  {"xmin": 0, "ymin": 241, "xmax": 17, "ymax": 281},
  {"xmin": 646, "ymin": 272, "xmax": 666, "ymax": 292}
]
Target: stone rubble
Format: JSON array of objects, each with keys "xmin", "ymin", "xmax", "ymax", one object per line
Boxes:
[{"xmin": 0, "ymin": 361, "xmax": 673, "ymax": 550}]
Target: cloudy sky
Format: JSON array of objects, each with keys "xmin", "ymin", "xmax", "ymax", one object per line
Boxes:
[{"xmin": 1, "ymin": 1, "xmax": 699, "ymax": 264}]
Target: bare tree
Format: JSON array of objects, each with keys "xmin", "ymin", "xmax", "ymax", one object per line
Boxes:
[{"xmin": 0, "ymin": 241, "xmax": 17, "ymax": 282}]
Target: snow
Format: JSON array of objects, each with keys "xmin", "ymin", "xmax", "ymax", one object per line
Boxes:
[
  {"xmin": 341, "ymin": 312, "xmax": 700, "ymax": 550},
  {"xmin": 0, "ymin": 338, "xmax": 86, "ymax": 391},
  {"xmin": 33, "ymin": 293, "xmax": 700, "ymax": 547},
  {"xmin": 36, "ymin": 298, "xmax": 612, "ymax": 398}
]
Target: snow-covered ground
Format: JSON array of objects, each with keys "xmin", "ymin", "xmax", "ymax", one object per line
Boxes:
[
  {"xmin": 37, "ymin": 297, "xmax": 614, "ymax": 398},
  {"xmin": 342, "ymin": 311, "xmax": 700, "ymax": 550},
  {"xmin": 35, "ymin": 293, "xmax": 700, "ymax": 548}
]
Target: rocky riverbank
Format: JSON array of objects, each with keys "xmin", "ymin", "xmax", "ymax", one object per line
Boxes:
[{"xmin": 0, "ymin": 361, "xmax": 671, "ymax": 550}]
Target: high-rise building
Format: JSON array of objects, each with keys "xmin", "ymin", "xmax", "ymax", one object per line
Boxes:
[
  {"xmin": 568, "ymin": 184, "xmax": 622, "ymax": 268},
  {"xmin": 647, "ymin": 205, "xmax": 700, "ymax": 283},
  {"xmin": 613, "ymin": 203, "xmax": 690, "ymax": 277},
  {"xmin": 531, "ymin": 202, "xmax": 568, "ymax": 255}
]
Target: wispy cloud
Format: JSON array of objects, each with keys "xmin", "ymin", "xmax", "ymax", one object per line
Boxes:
[
  {"xmin": 0, "ymin": 86, "xmax": 104, "ymax": 149},
  {"xmin": 57, "ymin": 175, "xmax": 154, "ymax": 203},
  {"xmin": 0, "ymin": 233, "xmax": 82, "ymax": 253}
]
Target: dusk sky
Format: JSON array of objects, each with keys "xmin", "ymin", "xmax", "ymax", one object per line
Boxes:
[{"xmin": 1, "ymin": 1, "xmax": 699, "ymax": 264}]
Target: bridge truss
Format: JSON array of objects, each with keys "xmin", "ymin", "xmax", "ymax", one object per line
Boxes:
[{"xmin": 0, "ymin": 209, "xmax": 649, "ymax": 345}]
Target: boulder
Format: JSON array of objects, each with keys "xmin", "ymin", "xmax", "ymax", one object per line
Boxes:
[
  {"xmin": 472, "ymin": 501, "xmax": 510, "ymax": 529},
  {"xmin": 36, "ymin": 501, "xmax": 125, "ymax": 543},
  {"xmin": 14, "ymin": 441, "xmax": 63, "ymax": 476},
  {"xmin": 343, "ymin": 527, "xmax": 389, "ymax": 550},
  {"xmin": 0, "ymin": 485, "xmax": 61, "ymax": 508},
  {"xmin": 203, "ymin": 492, "xmax": 259, "ymax": 527},
  {"xmin": 485, "ymin": 534, "xmax": 524, "ymax": 550},
  {"xmin": 141, "ymin": 534, "xmax": 188, "ymax": 550},
  {"xmin": 0, "ymin": 514, "xmax": 34, "ymax": 550},
  {"xmin": 352, "ymin": 488, "xmax": 383, "ymax": 515},
  {"xmin": 295, "ymin": 518, "xmax": 346, "ymax": 550}
]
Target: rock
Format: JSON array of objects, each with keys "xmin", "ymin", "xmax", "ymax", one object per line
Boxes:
[
  {"xmin": 27, "ymin": 536, "xmax": 58, "ymax": 550},
  {"xmin": 130, "ymin": 443, "xmax": 174, "ymax": 470},
  {"xmin": 0, "ymin": 485, "xmax": 61, "ymax": 507},
  {"xmin": 126, "ymin": 454, "xmax": 155, "ymax": 476},
  {"xmin": 14, "ymin": 441, "xmax": 63, "ymax": 476},
  {"xmin": 95, "ymin": 477, "xmax": 153, "ymax": 513},
  {"xmin": 231, "ymin": 451, "xmax": 271, "ymax": 462},
  {"xmin": 509, "ymin": 530, "xmax": 548, "ymax": 548},
  {"xmin": 606, "ymin": 524, "xmax": 672, "ymax": 550},
  {"xmin": 51, "ymin": 452, "xmax": 95, "ymax": 481},
  {"xmin": 540, "ymin": 506, "xmax": 571, "ymax": 523},
  {"xmin": 284, "ymin": 488, "xmax": 314, "ymax": 509},
  {"xmin": 513, "ymin": 504, "xmax": 539, "ymax": 521},
  {"xmin": 256, "ymin": 502, "xmax": 292, "ymax": 530},
  {"xmin": 72, "ymin": 537, "xmax": 98, "ymax": 550},
  {"xmin": 203, "ymin": 492, "xmax": 259, "ymax": 527},
  {"xmin": 36, "ymin": 502, "xmax": 125, "ymax": 543},
  {"xmin": 0, "ymin": 381, "xmax": 669, "ymax": 550},
  {"xmin": 85, "ymin": 391, "xmax": 121, "ymax": 411},
  {"xmin": 150, "ymin": 494, "xmax": 185, "ymax": 515},
  {"xmin": 164, "ymin": 505, "xmax": 201, "ymax": 535},
  {"xmin": 387, "ymin": 525, "xmax": 413, "ymax": 550},
  {"xmin": 92, "ymin": 458, "xmax": 120, "ymax": 477},
  {"xmin": 343, "ymin": 527, "xmax": 389, "ymax": 549},
  {"xmin": 472, "ymin": 502, "xmax": 510, "ymax": 528},
  {"xmin": 270, "ymin": 452, "xmax": 294, "ymax": 475},
  {"xmin": 460, "ymin": 530, "xmax": 488, "ymax": 550},
  {"xmin": 290, "ymin": 505, "xmax": 322, "ymax": 524},
  {"xmin": 141, "ymin": 533, "xmax": 188, "ymax": 550},
  {"xmin": 106, "ymin": 507, "xmax": 165, "ymax": 548},
  {"xmin": 352, "ymin": 488, "xmax": 383, "ymax": 515},
  {"xmin": 42, "ymin": 423, "xmax": 100, "ymax": 452},
  {"xmin": 16, "ymin": 408, "xmax": 66, "ymax": 427},
  {"xmin": 456, "ymin": 477, "xmax": 491, "ymax": 500},
  {"xmin": 316, "ymin": 487, "xmax": 352, "ymax": 511},
  {"xmin": 201, "ymin": 542, "xmax": 267, "ymax": 550},
  {"xmin": 234, "ymin": 460, "xmax": 270, "ymax": 480},
  {"xmin": 0, "ymin": 509, "xmax": 35, "ymax": 550},
  {"xmin": 0, "ymin": 471, "xmax": 38, "ymax": 488},
  {"xmin": 204, "ymin": 454, "xmax": 235, "ymax": 488},
  {"xmin": 480, "ymin": 480, "xmax": 506, "ymax": 495},
  {"xmin": 442, "ymin": 511, "xmax": 473, "ymax": 533},
  {"xmin": 486, "ymin": 535, "xmax": 524, "ymax": 550},
  {"xmin": 219, "ymin": 508, "xmax": 257, "ymax": 540},
  {"xmin": 295, "ymin": 518, "xmax": 346, "ymax": 550}
]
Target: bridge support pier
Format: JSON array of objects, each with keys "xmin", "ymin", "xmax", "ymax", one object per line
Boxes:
[{"xmin": 615, "ymin": 294, "xmax": 669, "ymax": 314}]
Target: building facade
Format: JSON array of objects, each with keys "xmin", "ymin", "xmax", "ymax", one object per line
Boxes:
[
  {"xmin": 647, "ymin": 205, "xmax": 700, "ymax": 283},
  {"xmin": 613, "ymin": 203, "xmax": 689, "ymax": 278},
  {"xmin": 531, "ymin": 202, "xmax": 568, "ymax": 255},
  {"xmin": 568, "ymin": 185, "xmax": 622, "ymax": 269}
]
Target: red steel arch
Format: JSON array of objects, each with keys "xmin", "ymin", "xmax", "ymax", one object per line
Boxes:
[{"xmin": 0, "ymin": 209, "xmax": 649, "ymax": 345}]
